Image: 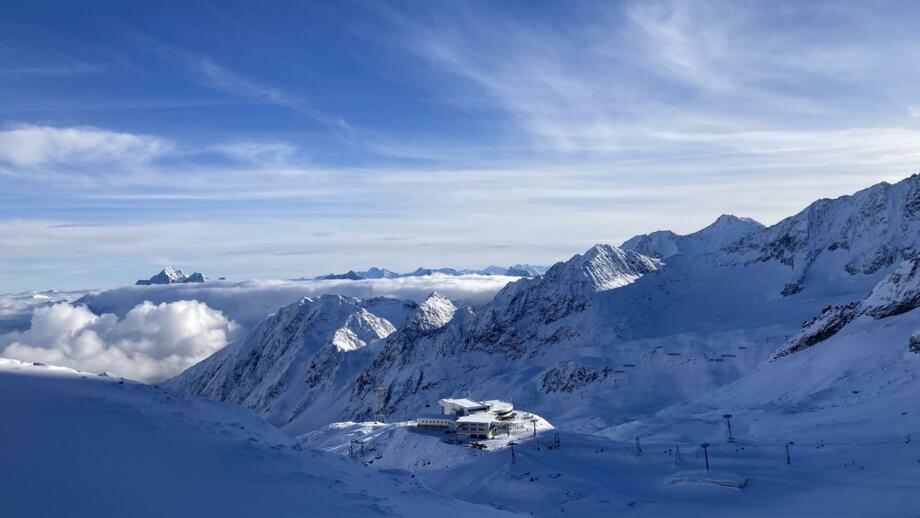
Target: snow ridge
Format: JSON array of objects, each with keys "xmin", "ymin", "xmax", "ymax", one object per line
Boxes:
[{"xmin": 622, "ymin": 214, "xmax": 764, "ymax": 259}]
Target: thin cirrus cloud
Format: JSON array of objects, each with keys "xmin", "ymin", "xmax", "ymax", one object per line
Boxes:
[
  {"xmin": 3, "ymin": 0, "xmax": 920, "ymax": 293},
  {"xmin": 189, "ymin": 56, "xmax": 352, "ymax": 133},
  {"xmin": 382, "ymin": 0, "xmax": 918, "ymax": 158}
]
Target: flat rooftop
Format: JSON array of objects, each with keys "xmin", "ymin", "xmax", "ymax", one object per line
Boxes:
[
  {"xmin": 439, "ymin": 398, "xmax": 488, "ymax": 409},
  {"xmin": 457, "ymin": 413, "xmax": 495, "ymax": 424},
  {"xmin": 483, "ymin": 400, "xmax": 513, "ymax": 413}
]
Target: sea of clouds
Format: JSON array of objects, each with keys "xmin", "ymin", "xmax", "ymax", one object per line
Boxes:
[{"xmin": 0, "ymin": 275, "xmax": 517, "ymax": 382}]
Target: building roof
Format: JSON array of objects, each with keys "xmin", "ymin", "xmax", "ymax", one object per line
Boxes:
[
  {"xmin": 439, "ymin": 398, "xmax": 488, "ymax": 409},
  {"xmin": 483, "ymin": 400, "xmax": 513, "ymax": 413},
  {"xmin": 457, "ymin": 413, "xmax": 495, "ymax": 424}
]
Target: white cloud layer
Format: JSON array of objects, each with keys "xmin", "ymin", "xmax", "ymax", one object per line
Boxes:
[
  {"xmin": 0, "ymin": 276, "xmax": 515, "ymax": 382},
  {"xmin": 0, "ymin": 125, "xmax": 171, "ymax": 167},
  {"xmin": 79, "ymin": 275, "xmax": 518, "ymax": 328},
  {"xmin": 0, "ymin": 300, "xmax": 238, "ymax": 383}
]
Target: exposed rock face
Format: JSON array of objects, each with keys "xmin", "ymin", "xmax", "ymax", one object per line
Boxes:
[
  {"xmin": 729, "ymin": 174, "xmax": 920, "ymax": 282},
  {"xmin": 861, "ymin": 259, "xmax": 920, "ymax": 318},
  {"xmin": 910, "ymin": 332, "xmax": 920, "ymax": 353},
  {"xmin": 772, "ymin": 303, "xmax": 860, "ymax": 360},
  {"xmin": 773, "ymin": 258, "xmax": 920, "ymax": 359},
  {"xmin": 541, "ymin": 362, "xmax": 611, "ymax": 393},
  {"xmin": 136, "ymin": 266, "xmax": 208, "ymax": 285}
]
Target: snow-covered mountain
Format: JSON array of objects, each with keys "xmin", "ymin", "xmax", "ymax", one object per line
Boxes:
[
  {"xmin": 622, "ymin": 214, "xmax": 764, "ymax": 259},
  {"xmin": 166, "ymin": 295, "xmax": 415, "ymax": 430},
  {"xmin": 725, "ymin": 174, "xmax": 920, "ymax": 294},
  {"xmin": 136, "ymin": 266, "xmax": 208, "ymax": 285},
  {"xmin": 772, "ymin": 257, "xmax": 920, "ymax": 359},
  {"xmin": 170, "ymin": 175, "xmax": 920, "ymax": 440},
  {"xmin": 313, "ymin": 264, "xmax": 548, "ymax": 281}
]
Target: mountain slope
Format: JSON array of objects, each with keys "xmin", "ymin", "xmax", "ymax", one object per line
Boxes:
[
  {"xmin": 165, "ymin": 295, "xmax": 413, "ymax": 429},
  {"xmin": 0, "ymin": 359, "xmax": 514, "ymax": 518},
  {"xmin": 171, "ymin": 176, "xmax": 920, "ymax": 441},
  {"xmin": 772, "ymin": 257, "xmax": 920, "ymax": 359},
  {"xmin": 727, "ymin": 174, "xmax": 920, "ymax": 294}
]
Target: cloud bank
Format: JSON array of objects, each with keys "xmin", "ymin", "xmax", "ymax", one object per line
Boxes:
[
  {"xmin": 0, "ymin": 301, "xmax": 238, "ymax": 383},
  {"xmin": 0, "ymin": 275, "xmax": 516, "ymax": 382},
  {"xmin": 78, "ymin": 275, "xmax": 518, "ymax": 328}
]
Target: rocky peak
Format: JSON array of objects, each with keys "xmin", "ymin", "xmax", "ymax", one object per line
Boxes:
[
  {"xmin": 549, "ymin": 244, "xmax": 659, "ymax": 292},
  {"xmin": 136, "ymin": 266, "xmax": 208, "ymax": 285},
  {"xmin": 403, "ymin": 292, "xmax": 457, "ymax": 333},
  {"xmin": 730, "ymin": 174, "xmax": 920, "ymax": 280}
]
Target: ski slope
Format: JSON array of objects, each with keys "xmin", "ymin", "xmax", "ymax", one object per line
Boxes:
[{"xmin": 0, "ymin": 359, "xmax": 515, "ymax": 518}]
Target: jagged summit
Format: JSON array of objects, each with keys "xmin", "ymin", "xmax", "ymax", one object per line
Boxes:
[
  {"xmin": 729, "ymin": 173, "xmax": 920, "ymax": 281},
  {"xmin": 404, "ymin": 292, "xmax": 457, "ymax": 333},
  {"xmin": 136, "ymin": 266, "xmax": 208, "ymax": 285},
  {"xmin": 165, "ymin": 293, "xmax": 402, "ymax": 428},
  {"xmin": 551, "ymin": 244, "xmax": 659, "ymax": 292}
]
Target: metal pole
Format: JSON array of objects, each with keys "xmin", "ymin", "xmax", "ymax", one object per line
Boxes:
[
  {"xmin": 723, "ymin": 414, "xmax": 734, "ymax": 443},
  {"xmin": 786, "ymin": 441, "xmax": 794, "ymax": 464},
  {"xmin": 701, "ymin": 443, "xmax": 710, "ymax": 472},
  {"xmin": 636, "ymin": 436, "xmax": 642, "ymax": 455}
]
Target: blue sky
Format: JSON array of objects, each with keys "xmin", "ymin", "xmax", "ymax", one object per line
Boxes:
[{"xmin": 2, "ymin": 0, "xmax": 920, "ymax": 291}]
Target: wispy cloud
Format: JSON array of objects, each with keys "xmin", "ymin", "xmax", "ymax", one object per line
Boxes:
[
  {"xmin": 191, "ymin": 57, "xmax": 351, "ymax": 132},
  {"xmin": 379, "ymin": 0, "xmax": 906, "ymax": 156},
  {"xmin": 211, "ymin": 140, "xmax": 298, "ymax": 164},
  {"xmin": 0, "ymin": 124, "xmax": 170, "ymax": 167}
]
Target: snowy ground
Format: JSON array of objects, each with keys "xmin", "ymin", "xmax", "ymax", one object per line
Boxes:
[
  {"xmin": 302, "ymin": 411, "xmax": 555, "ymax": 467},
  {"xmin": 303, "ymin": 422, "xmax": 920, "ymax": 516},
  {"xmin": 0, "ymin": 359, "xmax": 516, "ymax": 517},
  {"xmin": 299, "ymin": 306, "xmax": 920, "ymax": 517}
]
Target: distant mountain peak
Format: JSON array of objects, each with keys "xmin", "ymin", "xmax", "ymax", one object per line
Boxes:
[
  {"xmin": 309, "ymin": 264, "xmax": 547, "ymax": 281},
  {"xmin": 710, "ymin": 213, "xmax": 763, "ymax": 228},
  {"xmin": 136, "ymin": 266, "xmax": 208, "ymax": 285},
  {"xmin": 622, "ymin": 214, "xmax": 764, "ymax": 259}
]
